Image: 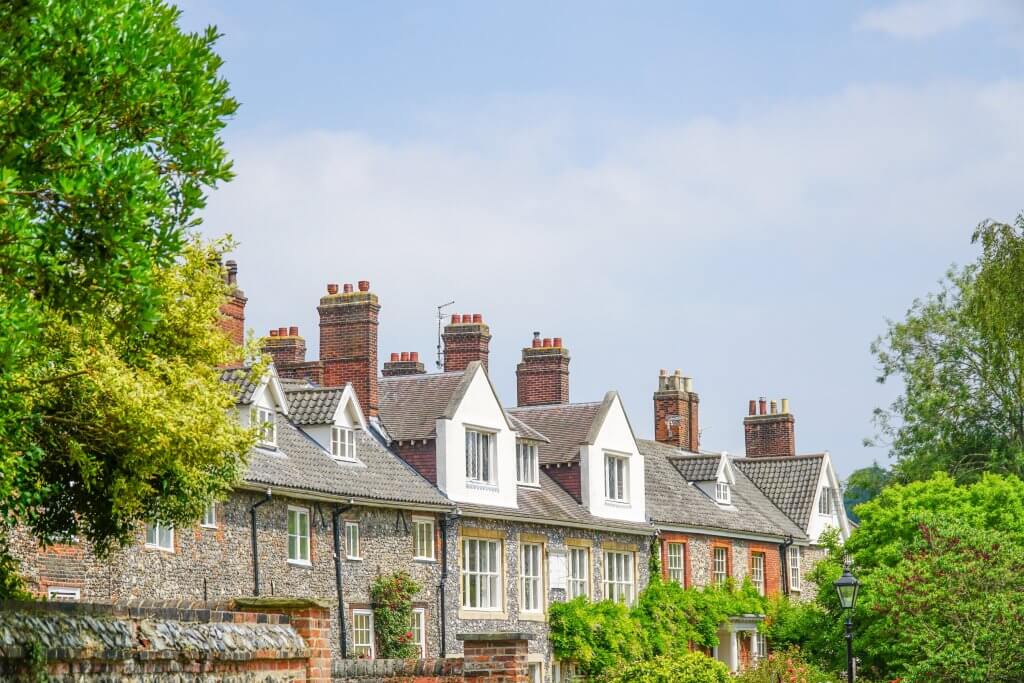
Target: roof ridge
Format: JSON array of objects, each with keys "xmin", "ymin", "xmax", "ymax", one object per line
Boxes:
[
  {"xmin": 735, "ymin": 453, "xmax": 826, "ymax": 463},
  {"xmin": 379, "ymin": 370, "xmax": 465, "ymax": 382},
  {"xmin": 508, "ymin": 401, "xmax": 602, "ymax": 412}
]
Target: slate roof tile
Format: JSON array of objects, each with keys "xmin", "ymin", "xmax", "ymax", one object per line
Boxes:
[
  {"xmin": 220, "ymin": 366, "xmax": 261, "ymax": 404},
  {"xmin": 507, "ymin": 402, "xmax": 602, "ymax": 465},
  {"xmin": 734, "ymin": 454, "xmax": 826, "ymax": 530},
  {"xmin": 378, "ymin": 371, "xmax": 466, "ymax": 440},
  {"xmin": 285, "ymin": 387, "xmax": 345, "ymax": 425}
]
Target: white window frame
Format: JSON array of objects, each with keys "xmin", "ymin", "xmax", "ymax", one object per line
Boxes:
[
  {"xmin": 46, "ymin": 586, "xmax": 80, "ymax": 601},
  {"xmin": 521, "ymin": 542, "xmax": 544, "ymax": 613},
  {"xmin": 713, "ymin": 546, "xmax": 728, "ymax": 584},
  {"xmin": 604, "ymin": 452, "xmax": 629, "ymax": 502},
  {"xmin": 413, "ymin": 516, "xmax": 435, "ymax": 561},
  {"xmin": 201, "ymin": 502, "xmax": 217, "ymax": 529},
  {"xmin": 667, "ymin": 542, "xmax": 685, "ymax": 585},
  {"xmin": 603, "ymin": 550, "xmax": 635, "ymax": 604},
  {"xmin": 789, "ymin": 546, "xmax": 802, "ymax": 592},
  {"xmin": 465, "ymin": 429, "xmax": 496, "ymax": 485},
  {"xmin": 253, "ymin": 407, "xmax": 276, "ymax": 446},
  {"xmin": 411, "ymin": 607, "xmax": 426, "ymax": 658},
  {"xmin": 287, "ymin": 506, "xmax": 311, "ymax": 565},
  {"xmin": 516, "ymin": 441, "xmax": 539, "ymax": 485},
  {"xmin": 352, "ymin": 609, "xmax": 375, "ymax": 659},
  {"xmin": 345, "ymin": 521, "xmax": 361, "ymax": 560},
  {"xmin": 527, "ymin": 662, "xmax": 543, "ymax": 683},
  {"xmin": 145, "ymin": 522, "xmax": 174, "ymax": 552},
  {"xmin": 751, "ymin": 552, "xmax": 765, "ymax": 595},
  {"xmin": 461, "ymin": 537, "xmax": 502, "ymax": 611},
  {"xmin": 553, "ymin": 661, "xmax": 578, "ymax": 683},
  {"xmin": 331, "ymin": 426, "xmax": 357, "ymax": 461},
  {"xmin": 818, "ymin": 486, "xmax": 833, "ymax": 515},
  {"xmin": 755, "ymin": 631, "xmax": 768, "ymax": 661},
  {"xmin": 567, "ymin": 547, "xmax": 590, "ymax": 599},
  {"xmin": 715, "ymin": 481, "xmax": 731, "ymax": 505}
]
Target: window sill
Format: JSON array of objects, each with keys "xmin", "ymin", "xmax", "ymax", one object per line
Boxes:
[
  {"xmin": 466, "ymin": 481, "xmax": 498, "ymax": 491},
  {"xmin": 414, "ymin": 556, "xmax": 437, "ymax": 563},
  {"xmin": 516, "ymin": 482, "xmax": 541, "ymax": 489},
  {"xmin": 458, "ymin": 608, "xmax": 508, "ymax": 621},
  {"xmin": 346, "ymin": 556, "xmax": 362, "ymax": 562},
  {"xmin": 143, "ymin": 545, "xmax": 174, "ymax": 554},
  {"xmin": 287, "ymin": 559, "xmax": 312, "ymax": 568},
  {"xmin": 519, "ymin": 610, "xmax": 547, "ymax": 622},
  {"xmin": 604, "ymin": 499, "xmax": 630, "ymax": 506},
  {"xmin": 200, "ymin": 524, "xmax": 217, "ymax": 530}
]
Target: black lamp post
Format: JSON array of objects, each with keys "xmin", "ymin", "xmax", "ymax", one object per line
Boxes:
[{"xmin": 834, "ymin": 562, "xmax": 860, "ymax": 683}]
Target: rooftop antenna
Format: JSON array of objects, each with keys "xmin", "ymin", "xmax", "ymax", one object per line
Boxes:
[{"xmin": 436, "ymin": 300, "xmax": 455, "ymax": 370}]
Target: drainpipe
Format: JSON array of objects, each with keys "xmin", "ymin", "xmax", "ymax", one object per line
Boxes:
[
  {"xmin": 439, "ymin": 509, "xmax": 459, "ymax": 657},
  {"xmin": 779, "ymin": 535, "xmax": 794, "ymax": 596},
  {"xmin": 250, "ymin": 488, "xmax": 272, "ymax": 595},
  {"xmin": 332, "ymin": 504, "xmax": 353, "ymax": 659}
]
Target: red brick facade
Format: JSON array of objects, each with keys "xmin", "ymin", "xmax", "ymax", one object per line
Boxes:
[
  {"xmin": 743, "ymin": 398, "xmax": 795, "ymax": 457},
  {"xmin": 263, "ymin": 327, "xmax": 307, "ymax": 365},
  {"xmin": 442, "ymin": 315, "xmax": 491, "ymax": 372},
  {"xmin": 395, "ymin": 440, "xmax": 439, "ymax": 484},
  {"xmin": 659, "ymin": 532, "xmax": 692, "ymax": 588},
  {"xmin": 653, "ymin": 369, "xmax": 699, "ymax": 451},
  {"xmin": 318, "ymin": 282, "xmax": 380, "ymax": 416},
  {"xmin": 516, "ymin": 336, "xmax": 570, "ymax": 407},
  {"xmin": 542, "ymin": 463, "xmax": 582, "ymax": 502},
  {"xmin": 747, "ymin": 541, "xmax": 782, "ymax": 597}
]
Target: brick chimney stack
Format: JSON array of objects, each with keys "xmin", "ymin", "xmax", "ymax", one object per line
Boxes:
[
  {"xmin": 744, "ymin": 397, "xmax": 795, "ymax": 457},
  {"xmin": 262, "ymin": 326, "xmax": 307, "ymax": 366},
  {"xmin": 442, "ymin": 313, "xmax": 491, "ymax": 372},
  {"xmin": 219, "ymin": 260, "xmax": 247, "ymax": 347},
  {"xmin": 318, "ymin": 280, "xmax": 380, "ymax": 416},
  {"xmin": 516, "ymin": 333, "xmax": 571, "ymax": 407},
  {"xmin": 653, "ymin": 369, "xmax": 700, "ymax": 452},
  {"xmin": 383, "ymin": 351, "xmax": 427, "ymax": 377}
]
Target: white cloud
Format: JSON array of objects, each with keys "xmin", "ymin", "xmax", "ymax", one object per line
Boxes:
[
  {"xmin": 200, "ymin": 80, "xmax": 1024, "ymax": 475},
  {"xmin": 856, "ymin": 0, "xmax": 1020, "ymax": 39}
]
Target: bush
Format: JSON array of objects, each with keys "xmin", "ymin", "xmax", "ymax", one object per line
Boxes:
[
  {"xmin": 733, "ymin": 647, "xmax": 838, "ymax": 683},
  {"xmin": 369, "ymin": 571, "xmax": 421, "ymax": 659},
  {"xmin": 602, "ymin": 651, "xmax": 729, "ymax": 683},
  {"xmin": 549, "ymin": 597, "xmax": 643, "ymax": 678}
]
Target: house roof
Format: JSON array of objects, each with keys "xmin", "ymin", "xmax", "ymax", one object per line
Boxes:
[
  {"xmin": 640, "ymin": 439, "xmax": 807, "ymax": 541},
  {"xmin": 220, "ymin": 366, "xmax": 261, "ymax": 404},
  {"xmin": 457, "ymin": 470, "xmax": 653, "ymax": 536},
  {"xmin": 670, "ymin": 455, "xmax": 721, "ymax": 482},
  {"xmin": 243, "ymin": 414, "xmax": 449, "ymax": 508},
  {"xmin": 506, "ymin": 413, "xmax": 551, "ymax": 443},
  {"xmin": 507, "ymin": 401, "xmax": 603, "ymax": 465},
  {"xmin": 733, "ymin": 454, "xmax": 826, "ymax": 530},
  {"xmin": 285, "ymin": 387, "xmax": 345, "ymax": 425},
  {"xmin": 378, "ymin": 370, "xmax": 468, "ymax": 440}
]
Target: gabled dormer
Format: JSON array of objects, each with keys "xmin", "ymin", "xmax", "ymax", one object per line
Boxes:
[
  {"xmin": 222, "ymin": 364, "xmax": 288, "ymax": 449},
  {"xmin": 285, "ymin": 383, "xmax": 368, "ymax": 463},
  {"xmin": 671, "ymin": 451, "xmax": 738, "ymax": 510}
]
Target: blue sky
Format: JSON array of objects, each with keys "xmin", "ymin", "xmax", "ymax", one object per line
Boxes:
[{"xmin": 179, "ymin": 1, "xmax": 1024, "ymax": 477}]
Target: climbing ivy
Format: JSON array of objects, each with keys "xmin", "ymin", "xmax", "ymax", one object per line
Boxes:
[{"xmin": 370, "ymin": 571, "xmax": 421, "ymax": 659}]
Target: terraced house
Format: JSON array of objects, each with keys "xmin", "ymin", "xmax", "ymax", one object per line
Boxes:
[{"xmin": 11, "ymin": 266, "xmax": 850, "ymax": 681}]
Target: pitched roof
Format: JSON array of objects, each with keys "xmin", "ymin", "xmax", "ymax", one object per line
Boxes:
[
  {"xmin": 507, "ymin": 402, "xmax": 602, "ymax": 465},
  {"xmin": 670, "ymin": 455, "xmax": 721, "ymax": 482},
  {"xmin": 458, "ymin": 471, "xmax": 653, "ymax": 536},
  {"xmin": 378, "ymin": 370, "xmax": 467, "ymax": 440},
  {"xmin": 220, "ymin": 366, "xmax": 261, "ymax": 404},
  {"xmin": 640, "ymin": 439, "xmax": 806, "ymax": 540},
  {"xmin": 243, "ymin": 414, "xmax": 449, "ymax": 507},
  {"xmin": 506, "ymin": 413, "xmax": 550, "ymax": 443},
  {"xmin": 285, "ymin": 387, "xmax": 345, "ymax": 425},
  {"xmin": 734, "ymin": 454, "xmax": 826, "ymax": 530}
]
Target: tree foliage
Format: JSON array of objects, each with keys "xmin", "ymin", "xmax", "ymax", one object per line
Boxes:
[
  {"xmin": 0, "ymin": 0, "xmax": 250, "ymax": 593},
  {"xmin": 602, "ymin": 651, "xmax": 729, "ymax": 683},
  {"xmin": 370, "ymin": 571, "xmax": 421, "ymax": 659},
  {"xmin": 841, "ymin": 462, "xmax": 892, "ymax": 523},
  {"xmin": 871, "ymin": 216, "xmax": 1024, "ymax": 482}
]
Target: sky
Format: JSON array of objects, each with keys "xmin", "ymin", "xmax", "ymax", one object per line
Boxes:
[{"xmin": 177, "ymin": 0, "xmax": 1024, "ymax": 478}]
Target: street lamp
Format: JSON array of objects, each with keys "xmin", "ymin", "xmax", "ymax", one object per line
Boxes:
[{"xmin": 834, "ymin": 562, "xmax": 860, "ymax": 683}]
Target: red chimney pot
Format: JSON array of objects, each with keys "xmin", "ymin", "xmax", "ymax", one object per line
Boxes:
[
  {"xmin": 390, "ymin": 352, "xmax": 399, "ymax": 362},
  {"xmin": 532, "ymin": 336, "xmax": 542, "ymax": 348},
  {"xmin": 553, "ymin": 337, "xmax": 562, "ymax": 347},
  {"xmin": 758, "ymin": 397, "xmax": 767, "ymax": 415},
  {"xmin": 451, "ymin": 314, "xmax": 461, "ymax": 324},
  {"xmin": 543, "ymin": 338, "xmax": 552, "ymax": 348},
  {"xmin": 269, "ymin": 329, "xmax": 278, "ymax": 337},
  {"xmin": 748, "ymin": 399, "xmax": 757, "ymax": 416},
  {"xmin": 472, "ymin": 313, "xmax": 482, "ymax": 323},
  {"xmin": 358, "ymin": 280, "xmax": 370, "ymax": 292},
  {"xmin": 410, "ymin": 351, "xmax": 419, "ymax": 361},
  {"xmin": 278, "ymin": 327, "xmax": 288, "ymax": 337},
  {"xmin": 327, "ymin": 283, "xmax": 339, "ymax": 295},
  {"xmin": 343, "ymin": 283, "xmax": 354, "ymax": 293},
  {"xmin": 461, "ymin": 313, "xmax": 471, "ymax": 323},
  {"xmin": 289, "ymin": 326, "xmax": 299, "ymax": 337},
  {"xmin": 400, "ymin": 351, "xmax": 410, "ymax": 361}
]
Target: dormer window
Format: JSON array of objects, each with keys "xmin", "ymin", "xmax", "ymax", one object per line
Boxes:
[
  {"xmin": 465, "ymin": 429, "xmax": 496, "ymax": 484},
  {"xmin": 715, "ymin": 481, "xmax": 731, "ymax": 505},
  {"xmin": 604, "ymin": 452, "xmax": 629, "ymax": 502},
  {"xmin": 252, "ymin": 407, "xmax": 276, "ymax": 446},
  {"xmin": 516, "ymin": 441, "xmax": 539, "ymax": 485},
  {"xmin": 332, "ymin": 426, "xmax": 357, "ymax": 461}
]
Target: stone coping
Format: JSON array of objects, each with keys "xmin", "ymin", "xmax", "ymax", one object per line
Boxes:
[
  {"xmin": 0, "ymin": 599, "xmax": 291, "ymax": 625},
  {"xmin": 455, "ymin": 632, "xmax": 534, "ymax": 642}
]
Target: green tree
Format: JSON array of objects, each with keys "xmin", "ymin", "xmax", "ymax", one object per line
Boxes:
[
  {"xmin": 602, "ymin": 651, "xmax": 729, "ymax": 683},
  {"xmin": 0, "ymin": 0, "xmax": 250, "ymax": 593},
  {"xmin": 871, "ymin": 215, "xmax": 1024, "ymax": 482},
  {"xmin": 841, "ymin": 462, "xmax": 891, "ymax": 523}
]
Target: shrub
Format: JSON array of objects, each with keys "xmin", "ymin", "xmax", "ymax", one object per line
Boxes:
[
  {"xmin": 602, "ymin": 651, "xmax": 729, "ymax": 683},
  {"xmin": 549, "ymin": 597, "xmax": 643, "ymax": 678},
  {"xmin": 369, "ymin": 571, "xmax": 421, "ymax": 659},
  {"xmin": 733, "ymin": 647, "xmax": 838, "ymax": 683}
]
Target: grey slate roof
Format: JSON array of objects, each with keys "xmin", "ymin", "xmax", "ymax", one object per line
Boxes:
[
  {"xmin": 507, "ymin": 402, "xmax": 602, "ymax": 465},
  {"xmin": 378, "ymin": 371, "xmax": 467, "ymax": 440},
  {"xmin": 734, "ymin": 454, "xmax": 826, "ymax": 530},
  {"xmin": 220, "ymin": 366, "xmax": 261, "ymax": 404},
  {"xmin": 640, "ymin": 439, "xmax": 806, "ymax": 540},
  {"xmin": 285, "ymin": 387, "xmax": 345, "ymax": 425},
  {"xmin": 244, "ymin": 413, "xmax": 449, "ymax": 507},
  {"xmin": 670, "ymin": 455, "xmax": 721, "ymax": 482},
  {"xmin": 458, "ymin": 471, "xmax": 653, "ymax": 536}
]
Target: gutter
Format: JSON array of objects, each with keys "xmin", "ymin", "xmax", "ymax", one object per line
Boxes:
[
  {"xmin": 438, "ymin": 509, "xmax": 459, "ymax": 657},
  {"xmin": 235, "ymin": 482, "xmax": 449, "ymax": 513},
  {"xmin": 655, "ymin": 522, "xmax": 806, "ymax": 546},
  {"xmin": 332, "ymin": 504, "xmax": 353, "ymax": 658},
  {"xmin": 779, "ymin": 535, "xmax": 794, "ymax": 596},
  {"xmin": 249, "ymin": 488, "xmax": 272, "ymax": 595}
]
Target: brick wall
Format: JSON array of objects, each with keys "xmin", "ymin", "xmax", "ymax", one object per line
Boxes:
[
  {"xmin": 516, "ymin": 339, "xmax": 570, "ymax": 407},
  {"xmin": 541, "ymin": 463, "xmax": 581, "ymax": 502},
  {"xmin": 263, "ymin": 327, "xmax": 308, "ymax": 365},
  {"xmin": 442, "ymin": 315, "xmax": 491, "ymax": 372},
  {"xmin": 395, "ymin": 440, "xmax": 439, "ymax": 484},
  {"xmin": 743, "ymin": 401, "xmax": 796, "ymax": 457},
  {"xmin": 318, "ymin": 282, "xmax": 380, "ymax": 416},
  {"xmin": 652, "ymin": 370, "xmax": 699, "ymax": 452},
  {"xmin": 747, "ymin": 541, "xmax": 782, "ymax": 596}
]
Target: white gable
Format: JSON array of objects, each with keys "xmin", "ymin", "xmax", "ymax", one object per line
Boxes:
[
  {"xmin": 579, "ymin": 392, "xmax": 647, "ymax": 523},
  {"xmin": 238, "ymin": 367, "xmax": 288, "ymax": 426},
  {"xmin": 809, "ymin": 452, "xmax": 852, "ymax": 542}
]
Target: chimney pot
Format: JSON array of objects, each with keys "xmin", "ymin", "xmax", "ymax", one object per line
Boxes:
[
  {"xmin": 518, "ymin": 332, "xmax": 570, "ymax": 406},
  {"xmin": 472, "ymin": 313, "xmax": 482, "ymax": 323},
  {"xmin": 343, "ymin": 283, "xmax": 353, "ymax": 293},
  {"xmin": 532, "ymin": 334, "xmax": 542, "ymax": 348},
  {"xmin": 674, "ymin": 369, "xmax": 682, "ymax": 377},
  {"xmin": 770, "ymin": 400, "xmax": 778, "ymax": 414},
  {"xmin": 278, "ymin": 327, "xmax": 288, "ymax": 337},
  {"xmin": 461, "ymin": 313, "xmax": 471, "ymax": 323},
  {"xmin": 390, "ymin": 352, "xmax": 399, "ymax": 362},
  {"xmin": 400, "ymin": 351, "xmax": 410, "ymax": 361},
  {"xmin": 358, "ymin": 280, "xmax": 370, "ymax": 292},
  {"xmin": 451, "ymin": 314, "xmax": 461, "ymax": 324},
  {"xmin": 289, "ymin": 326, "xmax": 299, "ymax": 337},
  {"xmin": 660, "ymin": 368, "xmax": 667, "ymax": 377},
  {"xmin": 781, "ymin": 398, "xmax": 790, "ymax": 414},
  {"xmin": 759, "ymin": 397, "xmax": 767, "ymax": 415},
  {"xmin": 269, "ymin": 329, "xmax": 278, "ymax": 337},
  {"xmin": 553, "ymin": 337, "xmax": 562, "ymax": 347},
  {"xmin": 225, "ymin": 260, "xmax": 238, "ymax": 286},
  {"xmin": 543, "ymin": 338, "xmax": 552, "ymax": 348},
  {"xmin": 683, "ymin": 377, "xmax": 693, "ymax": 393},
  {"xmin": 748, "ymin": 399, "xmax": 757, "ymax": 416},
  {"xmin": 327, "ymin": 283, "xmax": 339, "ymax": 295},
  {"xmin": 410, "ymin": 351, "xmax": 419, "ymax": 361}
]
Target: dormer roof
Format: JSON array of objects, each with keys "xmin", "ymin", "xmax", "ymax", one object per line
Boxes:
[
  {"xmin": 507, "ymin": 401, "xmax": 602, "ymax": 465},
  {"xmin": 221, "ymin": 364, "xmax": 288, "ymax": 414},
  {"xmin": 285, "ymin": 384, "xmax": 368, "ymax": 430}
]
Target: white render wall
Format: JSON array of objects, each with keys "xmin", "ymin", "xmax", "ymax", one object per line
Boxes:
[
  {"xmin": 435, "ymin": 369, "xmax": 518, "ymax": 509},
  {"xmin": 808, "ymin": 458, "xmax": 840, "ymax": 543},
  {"xmin": 579, "ymin": 394, "xmax": 646, "ymax": 523}
]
